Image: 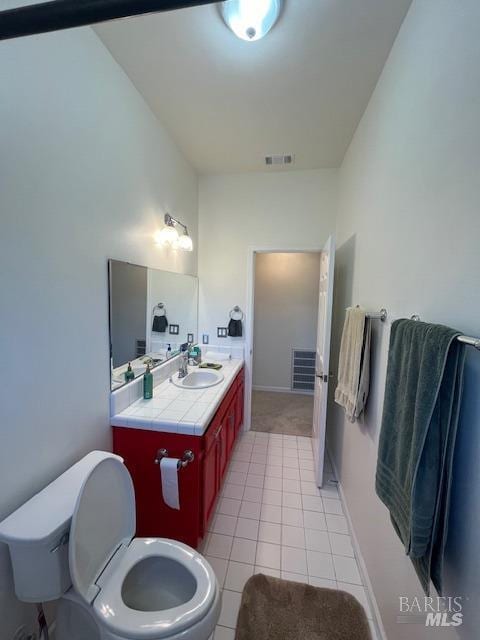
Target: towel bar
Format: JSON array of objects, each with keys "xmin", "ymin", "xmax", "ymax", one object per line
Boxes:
[{"xmin": 411, "ymin": 315, "xmax": 480, "ymax": 350}]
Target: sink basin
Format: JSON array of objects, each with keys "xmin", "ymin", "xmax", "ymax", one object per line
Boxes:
[{"xmin": 172, "ymin": 369, "xmax": 224, "ymax": 389}]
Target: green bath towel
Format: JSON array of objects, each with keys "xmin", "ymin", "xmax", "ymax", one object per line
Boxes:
[{"xmin": 375, "ymin": 319, "xmax": 466, "ymax": 595}]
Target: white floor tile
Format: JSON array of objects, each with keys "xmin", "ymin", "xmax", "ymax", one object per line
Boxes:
[
  {"xmin": 302, "ymin": 459, "xmax": 314, "ymax": 470},
  {"xmin": 320, "ymin": 483, "xmax": 340, "ymax": 498},
  {"xmin": 251, "ymin": 453, "xmax": 267, "ymax": 464},
  {"xmin": 230, "ymin": 460, "xmax": 250, "ymax": 474},
  {"xmin": 248, "ymin": 462, "xmax": 265, "ymax": 476},
  {"xmin": 217, "ymin": 497, "xmax": 241, "ymax": 517},
  {"xmin": 265, "ymin": 465, "xmax": 283, "ymax": 478},
  {"xmin": 282, "ymin": 492, "xmax": 301, "ymax": 508},
  {"xmin": 301, "ymin": 481, "xmax": 321, "ymax": 496},
  {"xmin": 212, "ymin": 514, "xmax": 238, "ymax": 536},
  {"xmin": 282, "ymin": 479, "xmax": 301, "ymax": 493},
  {"xmin": 205, "ymin": 555, "xmax": 228, "ymax": 588},
  {"xmin": 242, "ymin": 486, "xmax": 263, "ymax": 503},
  {"xmin": 260, "ymin": 504, "xmax": 282, "ymax": 524},
  {"xmin": 263, "ymin": 476, "xmax": 281, "ymax": 491},
  {"xmin": 224, "ymin": 561, "xmax": 254, "ymax": 592},
  {"xmin": 223, "ymin": 483, "xmax": 245, "ymax": 501},
  {"xmin": 326, "ymin": 514, "xmax": 349, "ymax": 534},
  {"xmin": 230, "ymin": 538, "xmax": 257, "ymax": 564},
  {"xmin": 206, "ymin": 534, "xmax": 233, "ymax": 560},
  {"xmin": 300, "ymin": 469, "xmax": 316, "ymax": 483},
  {"xmin": 239, "ymin": 500, "xmax": 261, "ymax": 520},
  {"xmin": 262, "ymin": 489, "xmax": 282, "ymax": 506},
  {"xmin": 282, "ymin": 507, "xmax": 304, "ymax": 527},
  {"xmin": 218, "ymin": 589, "xmax": 242, "ymax": 628},
  {"xmin": 305, "ymin": 529, "xmax": 331, "ymax": 553},
  {"xmin": 282, "ymin": 571, "xmax": 308, "ymax": 584},
  {"xmin": 323, "ymin": 498, "xmax": 343, "ymax": 515},
  {"xmin": 254, "ymin": 565, "xmax": 281, "ymax": 578},
  {"xmin": 214, "ymin": 626, "xmax": 235, "ymax": 640},
  {"xmin": 232, "ymin": 451, "xmax": 251, "ymax": 463},
  {"xmin": 333, "ymin": 555, "xmax": 362, "ymax": 585},
  {"xmin": 302, "ymin": 495, "xmax": 324, "ymax": 512},
  {"xmin": 306, "ymin": 550, "xmax": 335, "ymax": 579},
  {"xmin": 256, "ymin": 542, "xmax": 281, "ymax": 569},
  {"xmin": 303, "ymin": 510, "xmax": 327, "ymax": 531},
  {"xmin": 328, "ymin": 532, "xmax": 354, "ymax": 557},
  {"xmin": 245, "ymin": 474, "xmax": 264, "ymax": 488},
  {"xmin": 337, "ymin": 582, "xmax": 372, "ymax": 618},
  {"xmin": 281, "ymin": 546, "xmax": 308, "ymax": 574},
  {"xmin": 258, "ymin": 521, "xmax": 281, "ymax": 545},
  {"xmin": 283, "ymin": 467, "xmax": 301, "ymax": 481},
  {"xmin": 283, "ymin": 458, "xmax": 300, "ymax": 469},
  {"xmin": 228, "ymin": 471, "xmax": 247, "ymax": 486},
  {"xmin": 308, "ymin": 576, "xmax": 337, "ymax": 589},
  {"xmin": 235, "ymin": 517, "xmax": 259, "ymax": 541},
  {"xmin": 282, "ymin": 525, "xmax": 306, "ymax": 549}
]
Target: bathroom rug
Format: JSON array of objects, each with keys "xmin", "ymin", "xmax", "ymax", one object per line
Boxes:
[{"xmin": 235, "ymin": 573, "xmax": 371, "ymax": 640}]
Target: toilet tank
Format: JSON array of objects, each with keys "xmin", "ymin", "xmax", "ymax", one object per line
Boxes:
[{"xmin": 0, "ymin": 451, "xmax": 122, "ymax": 602}]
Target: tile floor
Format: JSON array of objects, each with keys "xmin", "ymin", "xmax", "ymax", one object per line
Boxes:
[{"xmin": 202, "ymin": 430, "xmax": 379, "ymax": 640}]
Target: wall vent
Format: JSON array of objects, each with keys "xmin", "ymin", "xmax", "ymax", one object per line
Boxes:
[
  {"xmin": 291, "ymin": 349, "xmax": 316, "ymax": 393},
  {"xmin": 265, "ymin": 154, "xmax": 295, "ymax": 167}
]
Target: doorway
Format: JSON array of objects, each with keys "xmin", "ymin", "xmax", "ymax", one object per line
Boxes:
[{"xmin": 250, "ymin": 252, "xmax": 321, "ymax": 437}]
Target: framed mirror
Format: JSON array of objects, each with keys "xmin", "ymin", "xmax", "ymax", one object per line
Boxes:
[{"xmin": 108, "ymin": 259, "xmax": 198, "ymax": 389}]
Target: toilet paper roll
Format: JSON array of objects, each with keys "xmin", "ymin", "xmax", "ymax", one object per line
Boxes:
[{"xmin": 160, "ymin": 457, "xmax": 180, "ymax": 510}]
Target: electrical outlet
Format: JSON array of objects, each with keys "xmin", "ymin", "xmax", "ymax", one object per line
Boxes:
[{"xmin": 13, "ymin": 626, "xmax": 36, "ymax": 640}]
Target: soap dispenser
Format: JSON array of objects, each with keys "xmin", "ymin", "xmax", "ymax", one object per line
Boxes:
[
  {"xmin": 143, "ymin": 364, "xmax": 153, "ymax": 400},
  {"xmin": 124, "ymin": 362, "xmax": 135, "ymax": 383},
  {"xmin": 166, "ymin": 344, "xmax": 172, "ymax": 359}
]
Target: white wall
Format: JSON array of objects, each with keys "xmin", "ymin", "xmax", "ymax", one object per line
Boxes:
[
  {"xmin": 198, "ymin": 170, "xmax": 338, "ymax": 345},
  {"xmin": 0, "ymin": 27, "xmax": 197, "ymax": 637},
  {"xmin": 253, "ymin": 252, "xmax": 320, "ymax": 391},
  {"xmin": 329, "ymin": 1, "xmax": 480, "ymax": 638}
]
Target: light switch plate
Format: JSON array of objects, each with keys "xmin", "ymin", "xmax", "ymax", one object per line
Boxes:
[
  {"xmin": 217, "ymin": 327, "xmax": 228, "ymax": 338},
  {"xmin": 202, "ymin": 334, "xmax": 209, "ymax": 344},
  {"xmin": 187, "ymin": 333, "xmax": 194, "ymax": 343},
  {"xmin": 169, "ymin": 324, "xmax": 179, "ymax": 335}
]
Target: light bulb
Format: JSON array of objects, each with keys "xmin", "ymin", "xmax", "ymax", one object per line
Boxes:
[
  {"xmin": 219, "ymin": 0, "xmax": 283, "ymax": 42},
  {"xmin": 177, "ymin": 233, "xmax": 193, "ymax": 252},
  {"xmin": 154, "ymin": 225, "xmax": 179, "ymax": 247}
]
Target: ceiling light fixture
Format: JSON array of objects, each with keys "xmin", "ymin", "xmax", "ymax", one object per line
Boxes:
[
  {"xmin": 219, "ymin": 0, "xmax": 283, "ymax": 42},
  {"xmin": 154, "ymin": 213, "xmax": 193, "ymax": 252}
]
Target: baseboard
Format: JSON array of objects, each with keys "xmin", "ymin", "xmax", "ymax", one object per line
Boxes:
[
  {"xmin": 326, "ymin": 445, "xmax": 387, "ymax": 640},
  {"xmin": 253, "ymin": 385, "xmax": 313, "ymax": 396}
]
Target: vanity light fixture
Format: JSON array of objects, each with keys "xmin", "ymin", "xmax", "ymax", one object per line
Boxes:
[
  {"xmin": 219, "ymin": 0, "xmax": 283, "ymax": 42},
  {"xmin": 154, "ymin": 213, "xmax": 193, "ymax": 252}
]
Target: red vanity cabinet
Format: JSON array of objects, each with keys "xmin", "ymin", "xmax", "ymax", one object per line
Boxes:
[{"xmin": 113, "ymin": 367, "xmax": 245, "ymax": 549}]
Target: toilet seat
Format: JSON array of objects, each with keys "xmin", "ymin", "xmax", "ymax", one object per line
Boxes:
[
  {"xmin": 93, "ymin": 538, "xmax": 217, "ymax": 639},
  {"xmin": 68, "ymin": 457, "xmax": 218, "ymax": 640}
]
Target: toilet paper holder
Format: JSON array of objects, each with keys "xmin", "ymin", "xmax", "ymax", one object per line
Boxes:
[{"xmin": 154, "ymin": 448, "xmax": 195, "ymax": 469}]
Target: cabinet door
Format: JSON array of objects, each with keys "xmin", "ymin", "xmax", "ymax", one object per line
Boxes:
[
  {"xmin": 218, "ymin": 421, "xmax": 229, "ymax": 481},
  {"xmin": 226, "ymin": 399, "xmax": 236, "ymax": 456},
  {"xmin": 235, "ymin": 381, "xmax": 245, "ymax": 436},
  {"xmin": 202, "ymin": 436, "xmax": 219, "ymax": 530}
]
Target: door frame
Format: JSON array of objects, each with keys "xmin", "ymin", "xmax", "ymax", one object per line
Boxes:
[{"xmin": 244, "ymin": 245, "xmax": 325, "ymax": 432}]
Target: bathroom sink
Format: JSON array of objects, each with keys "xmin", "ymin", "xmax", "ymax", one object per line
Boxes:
[{"xmin": 172, "ymin": 370, "xmax": 224, "ymax": 389}]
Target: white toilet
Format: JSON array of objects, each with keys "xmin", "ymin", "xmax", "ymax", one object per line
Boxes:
[{"xmin": 0, "ymin": 451, "xmax": 221, "ymax": 640}]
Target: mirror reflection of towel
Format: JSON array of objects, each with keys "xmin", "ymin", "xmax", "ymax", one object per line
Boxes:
[
  {"xmin": 152, "ymin": 315, "xmax": 168, "ymax": 333},
  {"xmin": 228, "ymin": 318, "xmax": 242, "ymax": 337}
]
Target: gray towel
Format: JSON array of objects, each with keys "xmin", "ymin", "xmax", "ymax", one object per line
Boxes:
[{"xmin": 375, "ymin": 319, "xmax": 466, "ymax": 595}]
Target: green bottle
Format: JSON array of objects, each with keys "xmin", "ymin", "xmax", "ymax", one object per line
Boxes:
[
  {"xmin": 124, "ymin": 362, "xmax": 135, "ymax": 383},
  {"xmin": 143, "ymin": 364, "xmax": 153, "ymax": 400}
]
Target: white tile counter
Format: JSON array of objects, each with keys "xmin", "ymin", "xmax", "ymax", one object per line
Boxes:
[{"xmin": 111, "ymin": 358, "xmax": 244, "ymax": 436}]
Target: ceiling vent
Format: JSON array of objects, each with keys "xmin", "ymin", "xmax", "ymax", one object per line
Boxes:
[{"xmin": 265, "ymin": 154, "xmax": 295, "ymax": 167}]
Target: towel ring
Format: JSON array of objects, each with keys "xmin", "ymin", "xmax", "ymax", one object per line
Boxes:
[
  {"xmin": 153, "ymin": 302, "xmax": 167, "ymax": 317},
  {"xmin": 411, "ymin": 314, "xmax": 421, "ymax": 321},
  {"xmin": 229, "ymin": 305, "xmax": 244, "ymax": 321}
]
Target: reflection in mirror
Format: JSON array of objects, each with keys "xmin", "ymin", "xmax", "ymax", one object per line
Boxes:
[{"xmin": 109, "ymin": 260, "xmax": 198, "ymax": 390}]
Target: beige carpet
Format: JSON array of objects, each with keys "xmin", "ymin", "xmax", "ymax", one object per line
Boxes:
[
  {"xmin": 236, "ymin": 574, "xmax": 371, "ymax": 640},
  {"xmin": 251, "ymin": 390, "xmax": 313, "ymax": 437}
]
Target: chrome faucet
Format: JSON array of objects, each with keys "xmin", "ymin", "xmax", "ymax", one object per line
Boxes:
[{"xmin": 178, "ymin": 350, "xmax": 189, "ymax": 379}]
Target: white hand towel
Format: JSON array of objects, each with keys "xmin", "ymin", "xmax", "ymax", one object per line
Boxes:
[{"xmin": 335, "ymin": 307, "xmax": 366, "ymax": 422}]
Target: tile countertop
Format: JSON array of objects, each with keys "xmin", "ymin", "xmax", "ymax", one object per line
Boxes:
[{"xmin": 111, "ymin": 358, "xmax": 244, "ymax": 437}]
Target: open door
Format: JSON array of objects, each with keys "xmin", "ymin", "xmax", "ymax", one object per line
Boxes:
[{"xmin": 312, "ymin": 236, "xmax": 335, "ymax": 487}]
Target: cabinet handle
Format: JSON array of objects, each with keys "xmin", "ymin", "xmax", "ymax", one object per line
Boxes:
[{"xmin": 215, "ymin": 426, "xmax": 222, "ymax": 439}]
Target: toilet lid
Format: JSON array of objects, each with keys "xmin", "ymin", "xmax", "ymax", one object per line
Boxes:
[{"xmin": 69, "ymin": 457, "xmax": 135, "ymax": 604}]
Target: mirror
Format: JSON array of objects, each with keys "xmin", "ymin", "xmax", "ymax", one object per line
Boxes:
[{"xmin": 108, "ymin": 259, "xmax": 198, "ymax": 389}]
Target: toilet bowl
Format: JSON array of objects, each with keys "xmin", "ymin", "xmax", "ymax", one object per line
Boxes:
[
  {"xmin": 0, "ymin": 452, "xmax": 220, "ymax": 640},
  {"xmin": 57, "ymin": 456, "xmax": 221, "ymax": 640}
]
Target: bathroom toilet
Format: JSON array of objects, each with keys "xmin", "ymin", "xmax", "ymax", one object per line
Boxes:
[{"xmin": 0, "ymin": 452, "xmax": 220, "ymax": 640}]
